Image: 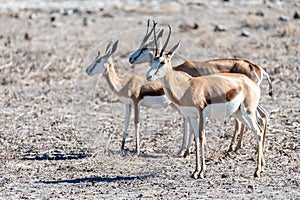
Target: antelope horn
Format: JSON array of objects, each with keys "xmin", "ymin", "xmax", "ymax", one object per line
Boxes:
[
  {"xmin": 153, "ymin": 20, "xmax": 158, "ymax": 57},
  {"xmin": 142, "ymin": 19, "xmax": 154, "ymax": 43},
  {"xmin": 160, "ymin": 24, "xmax": 171, "ymax": 57}
]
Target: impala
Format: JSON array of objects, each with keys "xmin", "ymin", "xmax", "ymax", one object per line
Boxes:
[
  {"xmin": 86, "ymin": 40, "xmax": 171, "ymax": 155},
  {"xmin": 145, "ymin": 24, "xmax": 264, "ymax": 178},
  {"xmin": 129, "ymin": 20, "xmax": 271, "ymax": 155}
]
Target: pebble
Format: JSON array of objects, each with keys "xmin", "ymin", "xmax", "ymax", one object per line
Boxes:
[
  {"xmin": 52, "ymin": 22, "xmax": 62, "ymax": 28},
  {"xmin": 241, "ymin": 30, "xmax": 250, "ymax": 37},
  {"xmin": 50, "ymin": 15, "xmax": 56, "ymax": 22},
  {"xmin": 278, "ymin": 15, "xmax": 289, "ymax": 21},
  {"xmin": 29, "ymin": 13, "xmax": 37, "ymax": 20},
  {"xmin": 83, "ymin": 17, "xmax": 95, "ymax": 26},
  {"xmin": 294, "ymin": 11, "xmax": 300, "ymax": 19},
  {"xmin": 255, "ymin": 11, "xmax": 264, "ymax": 17},
  {"xmin": 102, "ymin": 13, "xmax": 114, "ymax": 18},
  {"xmin": 63, "ymin": 9, "xmax": 73, "ymax": 16},
  {"xmin": 178, "ymin": 22, "xmax": 198, "ymax": 32},
  {"xmin": 214, "ymin": 24, "xmax": 226, "ymax": 32},
  {"xmin": 24, "ymin": 33, "xmax": 32, "ymax": 41}
]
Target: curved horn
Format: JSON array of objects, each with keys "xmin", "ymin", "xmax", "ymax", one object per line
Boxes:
[
  {"xmin": 142, "ymin": 19, "xmax": 154, "ymax": 43},
  {"xmin": 153, "ymin": 20, "xmax": 158, "ymax": 57},
  {"xmin": 160, "ymin": 24, "xmax": 171, "ymax": 57}
]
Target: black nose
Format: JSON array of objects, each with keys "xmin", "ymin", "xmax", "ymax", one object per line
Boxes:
[
  {"xmin": 146, "ymin": 75, "xmax": 152, "ymax": 81},
  {"xmin": 129, "ymin": 57, "xmax": 133, "ymax": 63}
]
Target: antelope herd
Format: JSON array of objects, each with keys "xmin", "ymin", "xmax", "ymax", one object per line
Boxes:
[{"xmin": 86, "ymin": 20, "xmax": 272, "ymax": 179}]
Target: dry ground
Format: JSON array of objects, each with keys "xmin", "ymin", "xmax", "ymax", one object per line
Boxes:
[{"xmin": 0, "ymin": 0, "xmax": 299, "ymax": 199}]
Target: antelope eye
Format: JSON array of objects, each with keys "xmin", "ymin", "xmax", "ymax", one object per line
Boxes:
[{"xmin": 160, "ymin": 61, "xmax": 165, "ymax": 65}]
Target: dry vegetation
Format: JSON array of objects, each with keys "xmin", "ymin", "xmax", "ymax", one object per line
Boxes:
[{"xmin": 0, "ymin": 0, "xmax": 299, "ymax": 199}]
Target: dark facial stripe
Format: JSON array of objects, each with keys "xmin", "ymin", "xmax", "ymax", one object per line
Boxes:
[{"xmin": 131, "ymin": 48, "xmax": 145, "ymax": 62}]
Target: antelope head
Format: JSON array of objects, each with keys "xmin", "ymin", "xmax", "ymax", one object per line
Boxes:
[
  {"xmin": 129, "ymin": 19, "xmax": 164, "ymax": 64},
  {"xmin": 146, "ymin": 24, "xmax": 180, "ymax": 82},
  {"xmin": 86, "ymin": 40, "xmax": 118, "ymax": 76}
]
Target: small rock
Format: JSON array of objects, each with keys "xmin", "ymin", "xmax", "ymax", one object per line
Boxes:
[
  {"xmin": 24, "ymin": 33, "xmax": 32, "ymax": 41},
  {"xmin": 73, "ymin": 8, "xmax": 82, "ymax": 14},
  {"xmin": 278, "ymin": 15, "xmax": 289, "ymax": 21},
  {"xmin": 82, "ymin": 17, "xmax": 95, "ymax": 26},
  {"xmin": 50, "ymin": 15, "xmax": 56, "ymax": 22},
  {"xmin": 102, "ymin": 13, "xmax": 113, "ymax": 18},
  {"xmin": 63, "ymin": 9, "xmax": 73, "ymax": 16},
  {"xmin": 29, "ymin": 13, "xmax": 36, "ymax": 20},
  {"xmin": 178, "ymin": 22, "xmax": 198, "ymax": 32},
  {"xmin": 214, "ymin": 24, "xmax": 226, "ymax": 32},
  {"xmin": 293, "ymin": 11, "xmax": 300, "ymax": 19},
  {"xmin": 136, "ymin": 194, "xmax": 143, "ymax": 198},
  {"xmin": 255, "ymin": 11, "xmax": 264, "ymax": 17},
  {"xmin": 86, "ymin": 9, "xmax": 96, "ymax": 14},
  {"xmin": 52, "ymin": 22, "xmax": 62, "ymax": 28},
  {"xmin": 10, "ymin": 12, "xmax": 19, "ymax": 18},
  {"xmin": 241, "ymin": 30, "xmax": 250, "ymax": 37}
]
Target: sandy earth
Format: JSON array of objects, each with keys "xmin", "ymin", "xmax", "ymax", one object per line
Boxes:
[{"xmin": 0, "ymin": 0, "xmax": 299, "ymax": 199}]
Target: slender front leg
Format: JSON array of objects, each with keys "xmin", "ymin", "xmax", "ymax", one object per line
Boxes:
[
  {"xmin": 121, "ymin": 104, "xmax": 132, "ymax": 150},
  {"xmin": 178, "ymin": 117, "xmax": 190, "ymax": 157},
  {"xmin": 189, "ymin": 117, "xmax": 200, "ymax": 179},
  {"xmin": 134, "ymin": 101, "xmax": 141, "ymax": 155},
  {"xmin": 190, "ymin": 114, "xmax": 206, "ymax": 179}
]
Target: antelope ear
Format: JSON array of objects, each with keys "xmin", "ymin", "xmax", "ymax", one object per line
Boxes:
[
  {"xmin": 167, "ymin": 41, "xmax": 181, "ymax": 59},
  {"xmin": 97, "ymin": 50, "xmax": 100, "ymax": 56},
  {"xmin": 105, "ymin": 41, "xmax": 113, "ymax": 54}
]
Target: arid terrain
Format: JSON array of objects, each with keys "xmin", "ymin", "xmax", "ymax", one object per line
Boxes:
[{"xmin": 0, "ymin": 0, "xmax": 299, "ymax": 199}]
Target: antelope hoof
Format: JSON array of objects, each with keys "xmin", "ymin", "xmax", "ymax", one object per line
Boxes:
[
  {"xmin": 121, "ymin": 140, "xmax": 125, "ymax": 150},
  {"xmin": 254, "ymin": 169, "xmax": 261, "ymax": 178},
  {"xmin": 178, "ymin": 148, "xmax": 186, "ymax": 157},
  {"xmin": 234, "ymin": 144, "xmax": 242, "ymax": 152},
  {"xmin": 227, "ymin": 145, "xmax": 234, "ymax": 153},
  {"xmin": 183, "ymin": 149, "xmax": 190, "ymax": 158},
  {"xmin": 191, "ymin": 170, "xmax": 204, "ymax": 179}
]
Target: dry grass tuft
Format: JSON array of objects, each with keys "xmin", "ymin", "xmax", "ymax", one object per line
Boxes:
[
  {"xmin": 277, "ymin": 23, "xmax": 298, "ymax": 37},
  {"xmin": 241, "ymin": 14, "xmax": 262, "ymax": 28}
]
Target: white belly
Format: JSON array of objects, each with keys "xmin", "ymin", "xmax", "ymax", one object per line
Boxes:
[
  {"xmin": 204, "ymin": 93, "xmax": 243, "ymax": 119},
  {"xmin": 178, "ymin": 93, "xmax": 243, "ymax": 119},
  {"xmin": 140, "ymin": 95, "xmax": 171, "ymax": 108},
  {"xmin": 119, "ymin": 95, "xmax": 170, "ymax": 108}
]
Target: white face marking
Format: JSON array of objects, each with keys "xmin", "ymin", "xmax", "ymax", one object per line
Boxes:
[
  {"xmin": 86, "ymin": 55, "xmax": 107, "ymax": 76},
  {"xmin": 129, "ymin": 41, "xmax": 154, "ymax": 64},
  {"xmin": 146, "ymin": 57, "xmax": 167, "ymax": 82}
]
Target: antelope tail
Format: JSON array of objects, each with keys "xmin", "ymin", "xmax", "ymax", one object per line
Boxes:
[
  {"xmin": 249, "ymin": 64, "xmax": 273, "ymax": 97},
  {"xmin": 263, "ymin": 70, "xmax": 273, "ymax": 96}
]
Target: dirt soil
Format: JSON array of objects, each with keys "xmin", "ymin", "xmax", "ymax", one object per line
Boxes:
[{"xmin": 0, "ymin": 0, "xmax": 299, "ymax": 199}]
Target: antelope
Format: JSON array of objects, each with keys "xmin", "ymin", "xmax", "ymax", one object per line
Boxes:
[
  {"xmin": 129, "ymin": 20, "xmax": 271, "ymax": 155},
  {"xmin": 145, "ymin": 25, "xmax": 264, "ymax": 178},
  {"xmin": 86, "ymin": 40, "xmax": 171, "ymax": 155}
]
